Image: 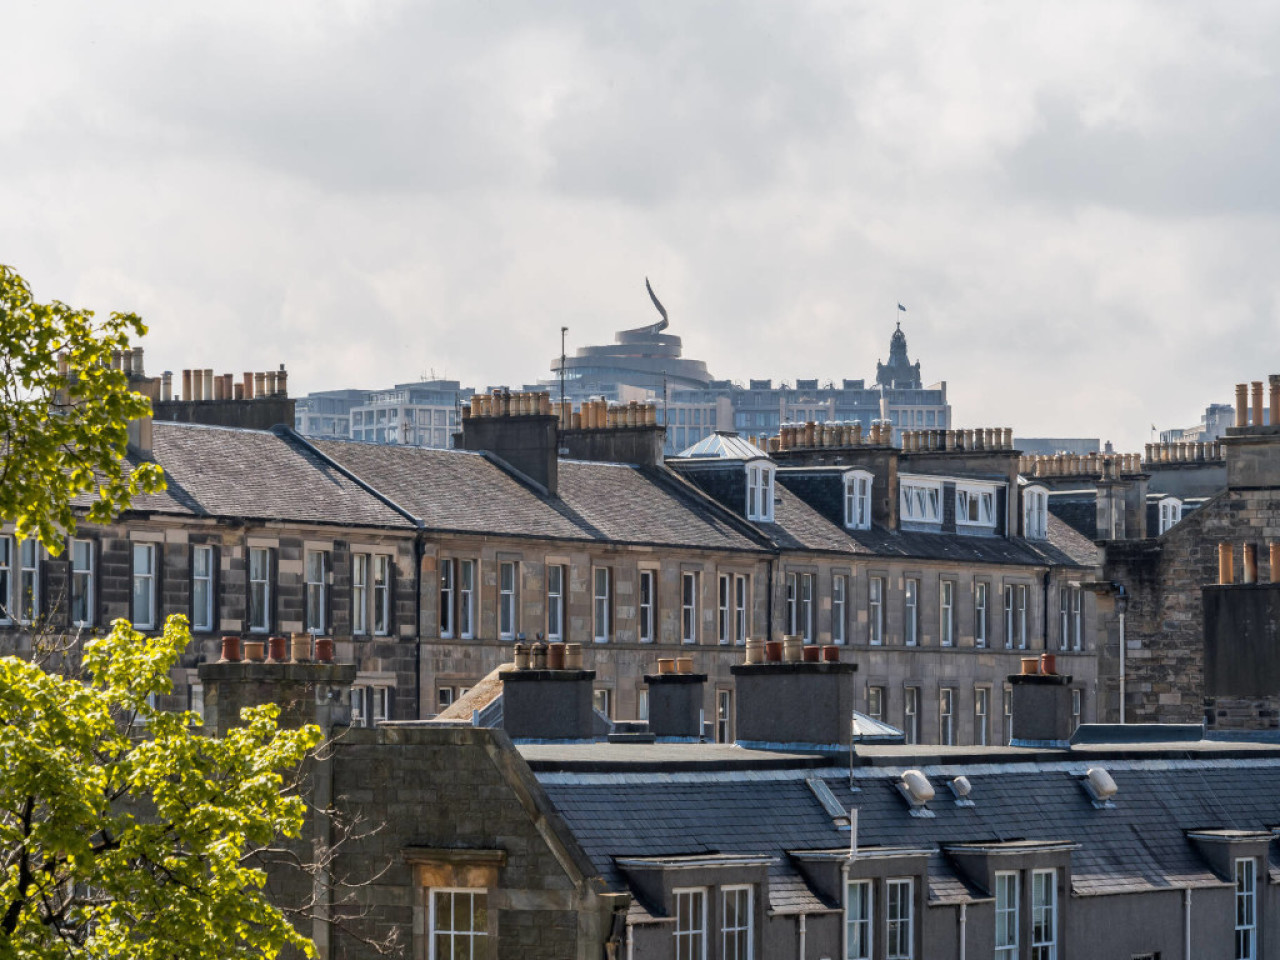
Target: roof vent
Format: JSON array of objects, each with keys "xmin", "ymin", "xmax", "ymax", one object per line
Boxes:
[
  {"xmin": 948, "ymin": 775, "xmax": 975, "ymax": 807},
  {"xmin": 1082, "ymin": 767, "xmax": 1118, "ymax": 808},
  {"xmin": 896, "ymin": 769, "xmax": 936, "ymax": 818}
]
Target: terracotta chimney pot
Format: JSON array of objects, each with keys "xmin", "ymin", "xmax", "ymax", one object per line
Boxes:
[{"xmin": 1219, "ymin": 542, "xmax": 1235, "ymax": 584}]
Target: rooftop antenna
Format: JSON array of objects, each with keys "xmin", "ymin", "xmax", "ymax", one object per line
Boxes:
[{"xmin": 560, "ymin": 326, "xmax": 568, "ymax": 423}]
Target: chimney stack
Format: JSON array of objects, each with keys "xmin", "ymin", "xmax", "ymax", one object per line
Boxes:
[
  {"xmin": 500, "ymin": 664, "xmax": 597, "ymax": 740},
  {"xmin": 643, "ymin": 668, "xmax": 707, "ymax": 740},
  {"xmin": 730, "ymin": 660, "xmax": 858, "ymax": 751},
  {"xmin": 1008, "ymin": 668, "xmax": 1075, "ymax": 748}
]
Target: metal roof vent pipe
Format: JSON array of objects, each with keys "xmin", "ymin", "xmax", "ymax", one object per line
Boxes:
[
  {"xmin": 896, "ymin": 769, "xmax": 936, "ymax": 817},
  {"xmin": 1082, "ymin": 767, "xmax": 1118, "ymax": 809}
]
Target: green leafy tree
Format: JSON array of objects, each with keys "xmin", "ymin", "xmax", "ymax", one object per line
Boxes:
[
  {"xmin": 0, "ymin": 265, "xmax": 164, "ymax": 552},
  {"xmin": 0, "ymin": 615, "xmax": 323, "ymax": 959}
]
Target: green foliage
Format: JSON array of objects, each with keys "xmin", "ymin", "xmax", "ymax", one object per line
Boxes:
[
  {"xmin": 0, "ymin": 265, "xmax": 165, "ymax": 553},
  {"xmin": 0, "ymin": 616, "xmax": 322, "ymax": 959}
]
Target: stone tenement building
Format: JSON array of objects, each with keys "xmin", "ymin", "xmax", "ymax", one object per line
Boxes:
[
  {"xmin": 1102, "ymin": 375, "xmax": 1280, "ymax": 731},
  {"xmin": 203, "ymin": 650, "xmax": 1280, "ymax": 960},
  {"xmin": 1, "ymin": 351, "xmax": 1097, "ymax": 746}
]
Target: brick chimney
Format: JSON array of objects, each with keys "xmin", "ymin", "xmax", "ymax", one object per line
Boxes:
[
  {"xmin": 457, "ymin": 390, "xmax": 559, "ymax": 495},
  {"xmin": 729, "ymin": 661, "xmax": 858, "ymax": 751}
]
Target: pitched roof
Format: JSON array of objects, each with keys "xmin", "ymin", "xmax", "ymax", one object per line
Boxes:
[
  {"xmin": 673, "ymin": 432, "xmax": 770, "ymax": 461},
  {"xmin": 309, "ymin": 439, "xmax": 768, "ymax": 553},
  {"xmin": 109, "ymin": 422, "xmax": 414, "ymax": 528},
  {"xmin": 534, "ymin": 748, "xmax": 1280, "ymax": 905}
]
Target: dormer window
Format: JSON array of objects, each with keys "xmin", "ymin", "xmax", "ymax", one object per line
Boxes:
[
  {"xmin": 844, "ymin": 470, "xmax": 873, "ymax": 530},
  {"xmin": 900, "ymin": 478, "xmax": 942, "ymax": 524},
  {"xmin": 1158, "ymin": 496, "xmax": 1182, "ymax": 534},
  {"xmin": 956, "ymin": 484, "xmax": 998, "ymax": 528},
  {"xmin": 746, "ymin": 463, "xmax": 774, "ymax": 522},
  {"xmin": 1023, "ymin": 485, "xmax": 1049, "ymax": 540}
]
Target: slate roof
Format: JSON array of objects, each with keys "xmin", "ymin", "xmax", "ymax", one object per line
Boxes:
[
  {"xmin": 107, "ymin": 422, "xmax": 414, "ymax": 528},
  {"xmin": 309, "ymin": 439, "xmax": 767, "ymax": 553},
  {"xmin": 533, "ymin": 746, "xmax": 1280, "ymax": 909}
]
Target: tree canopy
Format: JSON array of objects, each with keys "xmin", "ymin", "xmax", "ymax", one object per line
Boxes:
[
  {"xmin": 0, "ymin": 616, "xmax": 323, "ymax": 959},
  {"xmin": 0, "ymin": 265, "xmax": 164, "ymax": 552}
]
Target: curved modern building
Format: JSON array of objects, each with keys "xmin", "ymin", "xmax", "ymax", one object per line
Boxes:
[{"xmin": 549, "ymin": 281, "xmax": 715, "ymax": 397}]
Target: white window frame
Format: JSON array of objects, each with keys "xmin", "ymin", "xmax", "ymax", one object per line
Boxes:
[
  {"xmin": 869, "ymin": 577, "xmax": 884, "ymax": 645},
  {"xmin": 716, "ymin": 688, "xmax": 733, "ymax": 743},
  {"xmin": 975, "ymin": 582, "xmax": 988, "ymax": 648},
  {"xmin": 1236, "ymin": 857, "xmax": 1256, "ymax": 960},
  {"xmin": 1032, "ymin": 868, "xmax": 1057, "ymax": 960},
  {"xmin": 372, "ymin": 555, "xmax": 391, "ymax": 637},
  {"xmin": 746, "ymin": 463, "xmax": 774, "ymax": 522},
  {"xmin": 459, "ymin": 559, "xmax": 475, "ymax": 639},
  {"xmin": 846, "ymin": 878, "xmax": 873, "ymax": 960},
  {"xmin": 1158, "ymin": 496, "xmax": 1182, "ymax": 534},
  {"xmin": 429, "ymin": 888, "xmax": 488, "ymax": 960},
  {"xmin": 1072, "ymin": 688, "xmax": 1082, "ymax": 730},
  {"xmin": 868, "ymin": 685, "xmax": 884, "ymax": 723},
  {"xmin": 638, "ymin": 569, "xmax": 655, "ymax": 643},
  {"xmin": 844, "ymin": 470, "xmax": 873, "ymax": 530},
  {"xmin": 1059, "ymin": 588, "xmax": 1070, "ymax": 651},
  {"xmin": 717, "ymin": 574, "xmax": 731, "ymax": 644},
  {"xmin": 682, "ymin": 572, "xmax": 699, "ymax": 644},
  {"xmin": 1003, "ymin": 685, "xmax": 1013, "ymax": 745},
  {"xmin": 248, "ymin": 546, "xmax": 270, "ymax": 634},
  {"xmin": 191, "ymin": 544, "xmax": 214, "ymax": 633},
  {"xmin": 1024, "ymin": 485, "xmax": 1049, "ymax": 540},
  {"xmin": 547, "ymin": 564, "xmax": 565, "ymax": 642},
  {"xmin": 1071, "ymin": 588, "xmax": 1082, "ymax": 651},
  {"xmin": 995, "ymin": 871, "xmax": 1019, "ymax": 960},
  {"xmin": 1005, "ymin": 584, "xmax": 1027, "ymax": 649},
  {"xmin": 900, "ymin": 477, "xmax": 942, "ymax": 524},
  {"xmin": 904, "ymin": 578, "xmax": 919, "ymax": 646},
  {"xmin": 499, "ymin": 561, "xmax": 517, "ymax": 640},
  {"xmin": 939, "ymin": 687, "xmax": 955, "ymax": 745},
  {"xmin": 904, "ymin": 686, "xmax": 919, "ymax": 744},
  {"xmin": 370, "ymin": 685, "xmax": 389, "ymax": 724},
  {"xmin": 886, "ymin": 877, "xmax": 914, "ymax": 960},
  {"xmin": 721, "ymin": 884, "xmax": 753, "ymax": 960},
  {"xmin": 940, "ymin": 579, "xmax": 954, "ymax": 646},
  {"xmin": 354, "ymin": 553, "xmax": 369, "ymax": 636},
  {"xmin": 305, "ymin": 549, "xmax": 327, "ymax": 635},
  {"xmin": 975, "ymin": 687, "xmax": 989, "ymax": 746},
  {"xmin": 19, "ymin": 539, "xmax": 40, "ymax": 625},
  {"xmin": 438, "ymin": 558, "xmax": 454, "ymax": 639},
  {"xmin": 832, "ymin": 574, "xmax": 847, "ymax": 645},
  {"xmin": 734, "ymin": 574, "xmax": 748, "ymax": 645},
  {"xmin": 0, "ymin": 536, "xmax": 12, "ymax": 624},
  {"xmin": 593, "ymin": 567, "xmax": 611, "ymax": 642},
  {"xmin": 350, "ymin": 685, "xmax": 366, "ymax": 726},
  {"xmin": 70, "ymin": 538, "xmax": 95, "ymax": 629},
  {"xmin": 955, "ymin": 483, "xmax": 998, "ymax": 528},
  {"xmin": 674, "ymin": 887, "xmax": 708, "ymax": 960},
  {"xmin": 132, "ymin": 542, "xmax": 157, "ymax": 630},
  {"xmin": 800, "ymin": 573, "xmax": 814, "ymax": 642}
]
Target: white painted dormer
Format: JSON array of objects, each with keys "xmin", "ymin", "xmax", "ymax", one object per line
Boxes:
[
  {"xmin": 900, "ymin": 477, "xmax": 942, "ymax": 525},
  {"xmin": 1023, "ymin": 484, "xmax": 1049, "ymax": 540},
  {"xmin": 746, "ymin": 462, "xmax": 775, "ymax": 522},
  {"xmin": 844, "ymin": 469, "xmax": 873, "ymax": 530},
  {"xmin": 956, "ymin": 483, "xmax": 999, "ymax": 529}
]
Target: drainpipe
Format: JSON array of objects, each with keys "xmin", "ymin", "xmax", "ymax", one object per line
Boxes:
[
  {"xmin": 766, "ymin": 557, "xmax": 775, "ymax": 643},
  {"xmin": 1041, "ymin": 570, "xmax": 1051, "ymax": 650},
  {"xmin": 959, "ymin": 902, "xmax": 967, "ymax": 960},
  {"xmin": 798, "ymin": 913, "xmax": 806, "ymax": 960},
  {"xmin": 1184, "ymin": 887, "xmax": 1191, "ymax": 960},
  {"xmin": 1115, "ymin": 585, "xmax": 1128, "ymax": 724}
]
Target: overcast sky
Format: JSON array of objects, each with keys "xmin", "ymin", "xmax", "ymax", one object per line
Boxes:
[{"xmin": 4, "ymin": 1, "xmax": 1278, "ymax": 450}]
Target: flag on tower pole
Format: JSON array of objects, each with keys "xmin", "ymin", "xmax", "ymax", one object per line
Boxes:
[{"xmin": 898, "ymin": 303, "xmax": 906, "ymax": 312}]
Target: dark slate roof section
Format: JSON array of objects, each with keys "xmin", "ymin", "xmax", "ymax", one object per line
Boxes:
[
  {"xmin": 309, "ymin": 439, "xmax": 769, "ymax": 553},
  {"xmin": 535, "ymin": 753, "xmax": 1280, "ymax": 902},
  {"xmin": 109, "ymin": 422, "xmax": 415, "ymax": 528},
  {"xmin": 754, "ymin": 486, "xmax": 862, "ymax": 555}
]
